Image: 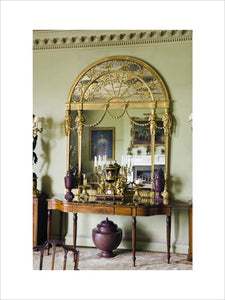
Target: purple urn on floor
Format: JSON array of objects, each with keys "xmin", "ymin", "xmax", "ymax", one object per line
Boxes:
[
  {"xmin": 92, "ymin": 218, "xmax": 122, "ymax": 258},
  {"xmin": 154, "ymin": 169, "xmax": 165, "ymax": 205},
  {"xmin": 64, "ymin": 170, "xmax": 75, "ymax": 202}
]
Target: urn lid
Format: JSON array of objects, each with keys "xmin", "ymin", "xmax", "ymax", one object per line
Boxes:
[
  {"xmin": 65, "ymin": 170, "xmax": 74, "ymax": 177},
  {"xmin": 155, "ymin": 168, "xmax": 164, "ymax": 179},
  {"xmin": 96, "ymin": 217, "xmax": 118, "ymax": 233}
]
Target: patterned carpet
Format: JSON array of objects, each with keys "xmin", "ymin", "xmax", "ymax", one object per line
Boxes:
[{"xmin": 33, "ymin": 247, "xmax": 192, "ymax": 270}]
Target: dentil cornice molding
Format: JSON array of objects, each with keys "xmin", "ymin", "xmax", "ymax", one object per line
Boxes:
[{"xmin": 33, "ymin": 30, "xmax": 192, "ymax": 50}]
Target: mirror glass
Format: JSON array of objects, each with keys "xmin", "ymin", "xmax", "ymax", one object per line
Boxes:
[{"xmin": 69, "ymin": 107, "xmax": 165, "ymax": 189}]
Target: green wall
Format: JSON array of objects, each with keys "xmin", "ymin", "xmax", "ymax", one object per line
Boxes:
[{"xmin": 33, "ymin": 35, "xmax": 192, "ymax": 254}]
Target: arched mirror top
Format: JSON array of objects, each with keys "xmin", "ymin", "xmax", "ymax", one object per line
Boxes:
[{"xmin": 66, "ymin": 56, "xmax": 170, "ymax": 110}]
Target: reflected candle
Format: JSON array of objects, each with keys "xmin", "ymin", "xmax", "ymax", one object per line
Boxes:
[{"xmin": 94, "ymin": 156, "xmax": 97, "ymax": 167}]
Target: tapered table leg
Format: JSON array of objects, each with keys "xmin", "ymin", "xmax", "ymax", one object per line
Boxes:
[
  {"xmin": 166, "ymin": 215, "xmax": 171, "ymax": 264},
  {"xmin": 47, "ymin": 210, "xmax": 52, "ymax": 255},
  {"xmin": 73, "ymin": 213, "xmax": 78, "ymax": 249},
  {"xmin": 59, "ymin": 211, "xmax": 63, "ymax": 241},
  {"xmin": 132, "ymin": 217, "xmax": 136, "ymax": 267},
  {"xmin": 47, "ymin": 210, "xmax": 51, "ymax": 240}
]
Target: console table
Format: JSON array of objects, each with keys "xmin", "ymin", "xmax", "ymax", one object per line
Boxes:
[{"xmin": 47, "ymin": 197, "xmax": 171, "ymax": 267}]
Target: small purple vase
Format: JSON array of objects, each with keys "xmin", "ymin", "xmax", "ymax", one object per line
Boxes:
[
  {"xmin": 154, "ymin": 169, "xmax": 165, "ymax": 205},
  {"xmin": 64, "ymin": 170, "xmax": 75, "ymax": 202}
]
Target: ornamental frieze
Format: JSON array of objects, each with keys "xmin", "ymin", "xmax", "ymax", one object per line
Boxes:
[{"xmin": 33, "ymin": 30, "xmax": 192, "ymax": 50}]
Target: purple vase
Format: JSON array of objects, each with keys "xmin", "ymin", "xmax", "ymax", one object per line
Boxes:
[
  {"xmin": 64, "ymin": 170, "xmax": 75, "ymax": 202},
  {"xmin": 154, "ymin": 169, "xmax": 165, "ymax": 205}
]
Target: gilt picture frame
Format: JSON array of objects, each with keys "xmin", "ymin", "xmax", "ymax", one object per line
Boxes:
[
  {"xmin": 89, "ymin": 127, "xmax": 115, "ymax": 160},
  {"xmin": 131, "ymin": 118, "xmax": 165, "ymax": 147}
]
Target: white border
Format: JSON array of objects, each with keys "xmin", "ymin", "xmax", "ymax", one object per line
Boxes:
[{"xmin": 1, "ymin": 1, "xmax": 224, "ymax": 300}]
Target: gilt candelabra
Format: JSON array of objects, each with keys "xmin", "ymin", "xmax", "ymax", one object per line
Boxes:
[{"xmin": 94, "ymin": 155, "xmax": 133, "ymax": 196}]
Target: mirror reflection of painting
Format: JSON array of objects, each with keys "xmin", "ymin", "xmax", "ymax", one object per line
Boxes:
[
  {"xmin": 155, "ymin": 120, "xmax": 165, "ymax": 145},
  {"xmin": 90, "ymin": 128, "xmax": 115, "ymax": 160},
  {"xmin": 131, "ymin": 118, "xmax": 165, "ymax": 147},
  {"xmin": 131, "ymin": 118, "xmax": 150, "ymax": 147}
]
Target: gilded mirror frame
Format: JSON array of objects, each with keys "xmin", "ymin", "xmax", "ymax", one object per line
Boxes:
[{"xmin": 64, "ymin": 56, "xmax": 172, "ymax": 204}]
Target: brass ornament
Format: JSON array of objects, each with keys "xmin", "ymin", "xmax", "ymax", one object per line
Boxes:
[
  {"xmin": 33, "ymin": 177, "xmax": 39, "ymax": 195},
  {"xmin": 97, "ymin": 179, "xmax": 106, "ymax": 195},
  {"xmin": 161, "ymin": 190, "xmax": 169, "ymax": 205},
  {"xmin": 149, "ymin": 191, "xmax": 155, "ymax": 205}
]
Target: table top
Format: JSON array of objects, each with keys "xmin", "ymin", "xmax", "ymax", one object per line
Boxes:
[{"xmin": 47, "ymin": 195, "xmax": 171, "ymax": 217}]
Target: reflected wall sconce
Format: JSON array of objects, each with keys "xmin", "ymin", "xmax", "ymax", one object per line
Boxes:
[
  {"xmin": 33, "ymin": 114, "xmax": 45, "ymax": 194},
  {"xmin": 33, "ymin": 114, "xmax": 45, "ymax": 136},
  {"xmin": 188, "ymin": 113, "xmax": 193, "ymax": 131}
]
